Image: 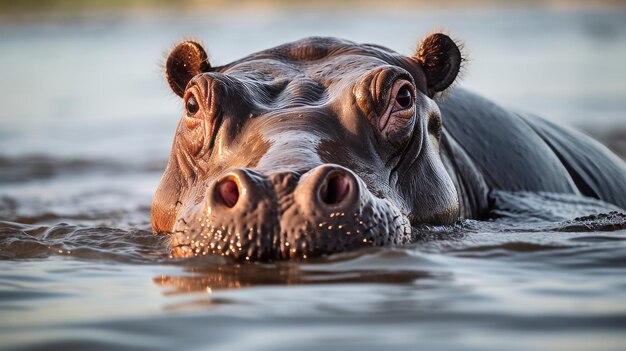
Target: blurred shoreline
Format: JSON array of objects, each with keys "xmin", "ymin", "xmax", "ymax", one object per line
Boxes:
[
  {"xmin": 1, "ymin": 0, "xmax": 626, "ymax": 23},
  {"xmin": 0, "ymin": 4, "xmax": 624, "ymax": 162}
]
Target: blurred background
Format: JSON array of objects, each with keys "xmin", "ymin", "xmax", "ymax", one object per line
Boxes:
[
  {"xmin": 1, "ymin": 3, "xmax": 626, "ymax": 351},
  {"xmin": 0, "ymin": 0, "xmax": 625, "ymax": 226}
]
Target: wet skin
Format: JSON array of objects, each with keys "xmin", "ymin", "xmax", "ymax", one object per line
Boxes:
[{"xmin": 152, "ymin": 34, "xmax": 626, "ymax": 261}]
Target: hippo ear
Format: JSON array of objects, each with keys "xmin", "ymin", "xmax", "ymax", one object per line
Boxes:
[
  {"xmin": 414, "ymin": 33, "xmax": 462, "ymax": 96},
  {"xmin": 166, "ymin": 41, "xmax": 211, "ymax": 98}
]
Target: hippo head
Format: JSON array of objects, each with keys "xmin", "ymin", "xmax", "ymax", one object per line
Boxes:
[{"xmin": 152, "ymin": 33, "xmax": 463, "ymax": 260}]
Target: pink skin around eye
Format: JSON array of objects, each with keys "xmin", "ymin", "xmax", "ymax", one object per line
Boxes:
[{"xmin": 378, "ymin": 80, "xmax": 415, "ymax": 132}]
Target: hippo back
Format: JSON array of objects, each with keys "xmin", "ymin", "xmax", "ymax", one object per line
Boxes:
[{"xmin": 439, "ymin": 89, "xmax": 626, "ymax": 210}]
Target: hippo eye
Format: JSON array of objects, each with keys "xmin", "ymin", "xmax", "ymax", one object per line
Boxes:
[
  {"xmin": 395, "ymin": 85, "xmax": 413, "ymax": 109},
  {"xmin": 185, "ymin": 95, "xmax": 200, "ymax": 117}
]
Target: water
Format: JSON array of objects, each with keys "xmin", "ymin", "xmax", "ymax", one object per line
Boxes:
[{"xmin": 1, "ymin": 6, "xmax": 626, "ymax": 351}]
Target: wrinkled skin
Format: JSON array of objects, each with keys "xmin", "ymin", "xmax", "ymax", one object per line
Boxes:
[
  {"xmin": 152, "ymin": 34, "xmax": 462, "ymax": 260},
  {"xmin": 152, "ymin": 33, "xmax": 626, "ymax": 261}
]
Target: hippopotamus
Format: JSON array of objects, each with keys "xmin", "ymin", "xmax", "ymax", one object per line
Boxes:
[{"xmin": 152, "ymin": 33, "xmax": 626, "ymax": 261}]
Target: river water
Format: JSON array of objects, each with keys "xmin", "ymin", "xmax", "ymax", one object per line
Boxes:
[{"xmin": 1, "ymin": 7, "xmax": 626, "ymax": 351}]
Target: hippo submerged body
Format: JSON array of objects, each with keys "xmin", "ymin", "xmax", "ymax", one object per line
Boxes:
[{"xmin": 152, "ymin": 33, "xmax": 626, "ymax": 261}]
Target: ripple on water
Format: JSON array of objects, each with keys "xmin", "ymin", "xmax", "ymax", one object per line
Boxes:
[{"xmin": 0, "ymin": 221, "xmax": 170, "ymax": 263}]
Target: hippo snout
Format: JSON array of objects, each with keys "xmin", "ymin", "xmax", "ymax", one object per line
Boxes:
[
  {"xmin": 170, "ymin": 164, "xmax": 412, "ymax": 261},
  {"xmin": 214, "ymin": 165, "xmax": 359, "ymax": 216}
]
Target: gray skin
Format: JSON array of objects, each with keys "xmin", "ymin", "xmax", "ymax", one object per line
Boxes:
[{"xmin": 152, "ymin": 34, "xmax": 626, "ymax": 261}]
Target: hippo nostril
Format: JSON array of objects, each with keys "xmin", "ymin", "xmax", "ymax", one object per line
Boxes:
[
  {"xmin": 320, "ymin": 172, "xmax": 351, "ymax": 205},
  {"xmin": 217, "ymin": 178, "xmax": 240, "ymax": 208},
  {"xmin": 296, "ymin": 164, "xmax": 361, "ymax": 215}
]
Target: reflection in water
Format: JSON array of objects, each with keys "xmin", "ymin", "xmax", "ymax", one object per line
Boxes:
[{"xmin": 154, "ymin": 254, "xmax": 435, "ymax": 293}]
